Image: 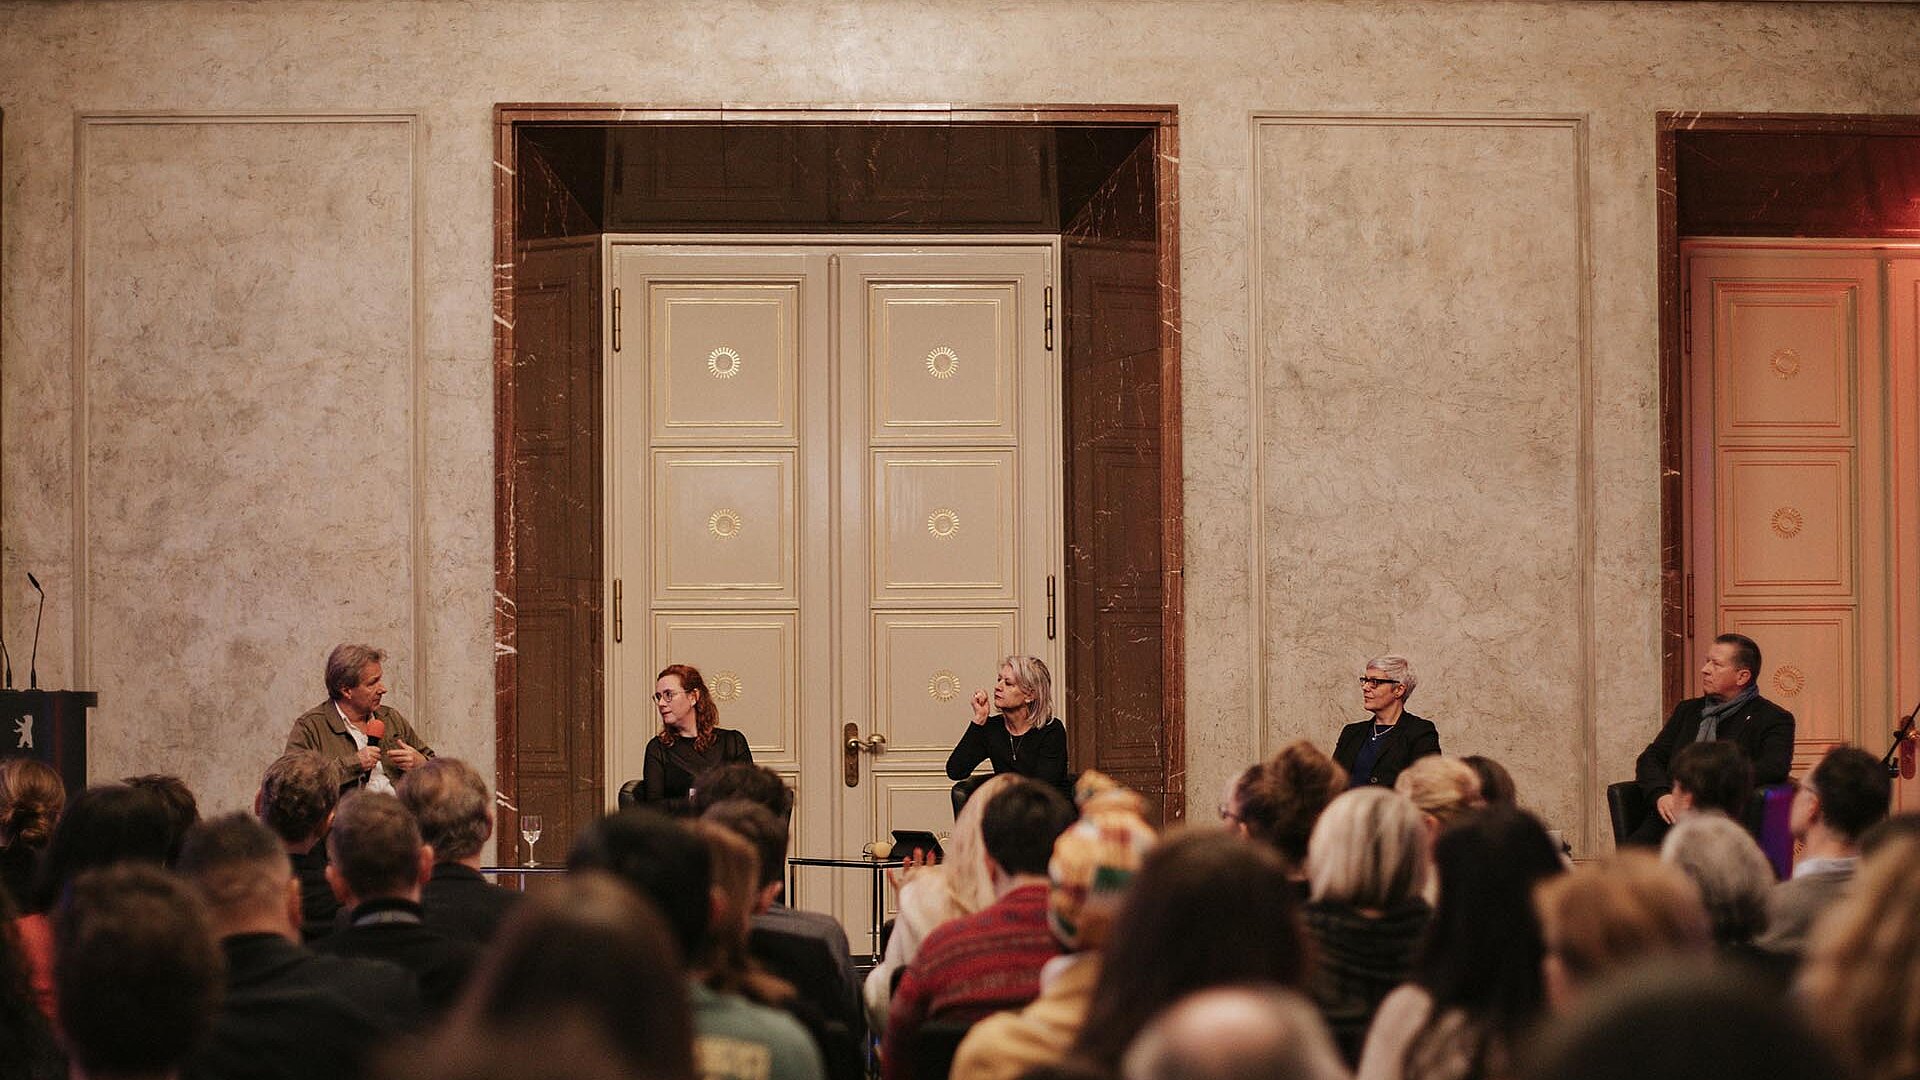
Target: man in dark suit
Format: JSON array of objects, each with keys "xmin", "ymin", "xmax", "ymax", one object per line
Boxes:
[
  {"xmin": 178, "ymin": 813, "xmax": 422, "ymax": 1080},
  {"xmin": 314, "ymin": 791, "xmax": 479, "ymax": 1017},
  {"xmin": 1628, "ymin": 632, "xmax": 1795, "ymax": 847},
  {"xmin": 257, "ymin": 750, "xmax": 346, "ymax": 944},
  {"xmin": 1331, "ymin": 655, "xmax": 1441, "ymax": 789},
  {"xmin": 397, "ymin": 758, "xmax": 522, "ymax": 945}
]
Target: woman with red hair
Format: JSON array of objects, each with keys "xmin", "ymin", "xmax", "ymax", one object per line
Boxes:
[{"xmin": 640, "ymin": 664, "xmax": 753, "ymax": 814}]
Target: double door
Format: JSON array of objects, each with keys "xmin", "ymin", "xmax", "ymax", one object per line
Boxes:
[{"xmin": 606, "ymin": 238, "xmax": 1064, "ymax": 929}]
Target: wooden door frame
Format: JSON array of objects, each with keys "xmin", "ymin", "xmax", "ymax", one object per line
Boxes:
[
  {"xmin": 493, "ymin": 104, "xmax": 1185, "ymax": 835},
  {"xmin": 1657, "ymin": 112, "xmax": 1920, "ymax": 710}
]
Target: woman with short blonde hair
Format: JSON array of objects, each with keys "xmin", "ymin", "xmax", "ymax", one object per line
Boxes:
[
  {"xmin": 1396, "ymin": 757, "xmax": 1483, "ymax": 831},
  {"xmin": 946, "ymin": 655, "xmax": 1071, "ymax": 811}
]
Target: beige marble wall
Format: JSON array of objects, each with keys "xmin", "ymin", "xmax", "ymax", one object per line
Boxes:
[
  {"xmin": 1, "ymin": 1, "xmax": 1916, "ymax": 831},
  {"xmin": 73, "ymin": 116, "xmax": 420, "ymax": 813},
  {"xmin": 1254, "ymin": 116, "xmax": 1590, "ymax": 844}
]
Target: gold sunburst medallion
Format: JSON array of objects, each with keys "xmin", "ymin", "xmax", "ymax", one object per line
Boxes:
[
  {"xmin": 707, "ymin": 346, "xmax": 743, "ymax": 379},
  {"xmin": 927, "ymin": 508, "xmax": 961, "ymax": 538},
  {"xmin": 708, "ymin": 508, "xmax": 743, "ymax": 539},
  {"xmin": 925, "ymin": 346, "xmax": 960, "ymax": 380}
]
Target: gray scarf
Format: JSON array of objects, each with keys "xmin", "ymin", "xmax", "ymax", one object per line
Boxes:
[{"xmin": 1696, "ymin": 683, "xmax": 1757, "ymax": 742}]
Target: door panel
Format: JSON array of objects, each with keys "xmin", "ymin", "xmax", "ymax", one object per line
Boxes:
[
  {"xmin": 650, "ymin": 451, "xmax": 797, "ymax": 599},
  {"xmin": 649, "ymin": 282, "xmax": 799, "ymax": 442},
  {"xmin": 1719, "ymin": 452, "xmax": 1853, "ymax": 593},
  {"xmin": 869, "ymin": 285, "xmax": 1020, "ymax": 439},
  {"xmin": 1717, "ymin": 284, "xmax": 1856, "ymax": 436},
  {"xmin": 652, "ymin": 611, "xmax": 800, "ymax": 764},
  {"xmin": 610, "ymin": 239, "xmax": 1060, "ymax": 934}
]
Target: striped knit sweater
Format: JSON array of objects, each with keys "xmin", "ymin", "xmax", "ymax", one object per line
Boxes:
[{"xmin": 882, "ymin": 883, "xmax": 1061, "ymax": 1080}]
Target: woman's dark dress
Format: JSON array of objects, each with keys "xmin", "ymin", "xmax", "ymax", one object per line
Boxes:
[
  {"xmin": 640, "ymin": 728, "xmax": 753, "ymax": 814},
  {"xmin": 945, "ymin": 715, "xmax": 1071, "ymax": 798}
]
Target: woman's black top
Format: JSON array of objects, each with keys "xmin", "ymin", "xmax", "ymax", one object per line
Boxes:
[
  {"xmin": 945, "ymin": 715, "xmax": 1071, "ymax": 797},
  {"xmin": 1303, "ymin": 897, "xmax": 1433, "ymax": 1066},
  {"xmin": 640, "ymin": 728, "xmax": 753, "ymax": 813}
]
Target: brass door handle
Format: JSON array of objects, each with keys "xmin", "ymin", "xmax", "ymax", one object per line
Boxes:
[{"xmin": 843, "ymin": 724, "xmax": 887, "ymax": 787}]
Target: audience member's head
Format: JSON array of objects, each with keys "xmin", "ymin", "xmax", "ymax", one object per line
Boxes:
[
  {"xmin": 924, "ymin": 773, "xmax": 1018, "ymax": 923},
  {"xmin": 31, "ymin": 783, "xmax": 173, "ymax": 914},
  {"xmin": 1121, "ymin": 987, "xmax": 1347, "ymax": 1080},
  {"xmin": 1046, "ymin": 793, "xmax": 1156, "ymax": 952},
  {"xmin": 1658, "ymin": 813, "xmax": 1773, "ymax": 946},
  {"xmin": 442, "ymin": 870, "xmax": 694, "ymax": 1080},
  {"xmin": 1533, "ymin": 852, "xmax": 1710, "ymax": 1010},
  {"xmin": 1792, "ymin": 746, "xmax": 1891, "ymax": 848},
  {"xmin": 1405, "ymin": 806, "xmax": 1564, "ymax": 1074},
  {"xmin": 121, "ymin": 775, "xmax": 199, "ymax": 867},
  {"xmin": 1395, "ymin": 756, "xmax": 1483, "ymax": 831},
  {"xmin": 701, "ymin": 798, "xmax": 786, "ymax": 902},
  {"xmin": 1668, "ymin": 741, "xmax": 1752, "ymax": 819},
  {"xmin": 1226, "ymin": 740, "xmax": 1346, "ymax": 870},
  {"xmin": 568, "ymin": 808, "xmax": 711, "ymax": 963},
  {"xmin": 980, "ymin": 778, "xmax": 1074, "ymax": 883},
  {"xmin": 54, "ymin": 864, "xmax": 222, "ymax": 1080},
  {"xmin": 0, "ymin": 757, "xmax": 65, "ymax": 849},
  {"xmin": 1799, "ymin": 835, "xmax": 1920, "ymax": 1080},
  {"xmin": 397, "ymin": 758, "xmax": 494, "ymax": 865},
  {"xmin": 176, "ymin": 813, "xmax": 299, "ymax": 940},
  {"xmin": 1521, "ymin": 961, "xmax": 1844, "ymax": 1080},
  {"xmin": 689, "ymin": 764, "xmax": 793, "ymax": 819},
  {"xmin": 325, "ymin": 792, "xmax": 431, "ymax": 907},
  {"xmin": 1305, "ymin": 787, "xmax": 1429, "ymax": 910},
  {"xmin": 1460, "ymin": 755, "xmax": 1516, "ymax": 805},
  {"xmin": 257, "ymin": 751, "xmax": 343, "ymax": 849},
  {"xmin": 688, "ymin": 819, "xmax": 789, "ymax": 1004},
  {"xmin": 1070, "ymin": 831, "xmax": 1308, "ymax": 1073}
]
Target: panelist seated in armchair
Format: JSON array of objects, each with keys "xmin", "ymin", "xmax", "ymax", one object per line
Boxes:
[{"xmin": 1626, "ymin": 633, "xmax": 1793, "ymax": 847}]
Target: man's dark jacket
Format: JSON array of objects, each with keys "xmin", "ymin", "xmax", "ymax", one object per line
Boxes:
[{"xmin": 1635, "ymin": 693, "xmax": 1796, "ymax": 796}]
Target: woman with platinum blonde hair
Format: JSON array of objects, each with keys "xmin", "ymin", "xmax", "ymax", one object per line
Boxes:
[
  {"xmin": 1333, "ymin": 655, "xmax": 1442, "ymax": 790},
  {"xmin": 1302, "ymin": 787, "xmax": 1434, "ymax": 1066},
  {"xmin": 947, "ymin": 655, "xmax": 1070, "ymax": 813}
]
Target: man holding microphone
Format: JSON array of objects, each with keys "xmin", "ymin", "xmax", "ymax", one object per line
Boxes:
[{"xmin": 286, "ymin": 643, "xmax": 434, "ymax": 792}]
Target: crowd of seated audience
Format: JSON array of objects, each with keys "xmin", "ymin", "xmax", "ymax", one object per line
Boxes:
[{"xmin": 1, "ymin": 729, "xmax": 1918, "ymax": 1080}]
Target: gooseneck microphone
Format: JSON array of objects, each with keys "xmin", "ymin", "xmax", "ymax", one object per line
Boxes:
[{"xmin": 26, "ymin": 573, "xmax": 44, "ymax": 691}]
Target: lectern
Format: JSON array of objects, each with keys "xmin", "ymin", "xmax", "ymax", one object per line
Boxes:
[{"xmin": 0, "ymin": 690, "xmax": 98, "ymax": 793}]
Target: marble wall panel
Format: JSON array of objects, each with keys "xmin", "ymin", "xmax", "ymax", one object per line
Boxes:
[
  {"xmin": 1253, "ymin": 116, "xmax": 1593, "ymax": 847},
  {"xmin": 0, "ymin": 0, "xmax": 1915, "ymax": 830},
  {"xmin": 74, "ymin": 116, "xmax": 420, "ymax": 814}
]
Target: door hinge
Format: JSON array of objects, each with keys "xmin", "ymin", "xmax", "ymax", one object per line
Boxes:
[
  {"xmin": 1044, "ymin": 286, "xmax": 1054, "ymax": 352},
  {"xmin": 611, "ymin": 287, "xmax": 623, "ymax": 353},
  {"xmin": 1046, "ymin": 574, "xmax": 1056, "ymax": 640},
  {"xmin": 613, "ymin": 578, "xmax": 623, "ymax": 643},
  {"xmin": 1680, "ymin": 283, "xmax": 1691, "ymax": 357}
]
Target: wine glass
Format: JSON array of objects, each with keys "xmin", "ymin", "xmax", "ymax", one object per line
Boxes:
[{"xmin": 520, "ymin": 814, "xmax": 544, "ymax": 867}]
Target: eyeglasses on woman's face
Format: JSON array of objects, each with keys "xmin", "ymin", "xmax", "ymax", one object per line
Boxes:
[
  {"xmin": 1359, "ymin": 676, "xmax": 1401, "ymax": 689},
  {"xmin": 653, "ymin": 689, "xmax": 683, "ymax": 703}
]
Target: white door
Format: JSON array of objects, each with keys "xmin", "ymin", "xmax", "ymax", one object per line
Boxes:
[{"xmin": 606, "ymin": 238, "xmax": 1063, "ymax": 935}]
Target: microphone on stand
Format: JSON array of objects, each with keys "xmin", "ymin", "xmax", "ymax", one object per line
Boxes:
[{"xmin": 26, "ymin": 573, "xmax": 44, "ymax": 691}]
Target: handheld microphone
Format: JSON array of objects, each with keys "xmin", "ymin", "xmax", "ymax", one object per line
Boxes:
[
  {"xmin": 26, "ymin": 573, "xmax": 44, "ymax": 691},
  {"xmin": 365, "ymin": 717, "xmax": 387, "ymax": 743}
]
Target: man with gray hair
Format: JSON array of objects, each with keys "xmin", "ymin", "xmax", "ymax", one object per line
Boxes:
[
  {"xmin": 286, "ymin": 643, "xmax": 434, "ymax": 794},
  {"xmin": 397, "ymin": 758, "xmax": 522, "ymax": 944},
  {"xmin": 1121, "ymin": 987, "xmax": 1349, "ymax": 1080}
]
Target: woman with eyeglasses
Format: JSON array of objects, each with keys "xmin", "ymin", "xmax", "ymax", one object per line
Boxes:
[
  {"xmin": 1332, "ymin": 655, "xmax": 1441, "ymax": 790},
  {"xmin": 640, "ymin": 663, "xmax": 753, "ymax": 814}
]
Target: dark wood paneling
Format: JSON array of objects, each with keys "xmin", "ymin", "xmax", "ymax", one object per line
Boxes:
[
  {"xmin": 505, "ymin": 237, "xmax": 602, "ymax": 858},
  {"xmin": 1063, "ymin": 127, "xmax": 1174, "ymax": 823}
]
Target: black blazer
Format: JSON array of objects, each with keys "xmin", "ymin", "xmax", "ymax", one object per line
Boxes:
[
  {"xmin": 1635, "ymin": 694, "xmax": 1795, "ymax": 795},
  {"xmin": 421, "ymin": 862, "xmax": 523, "ymax": 946},
  {"xmin": 1331, "ymin": 713, "xmax": 1441, "ymax": 789}
]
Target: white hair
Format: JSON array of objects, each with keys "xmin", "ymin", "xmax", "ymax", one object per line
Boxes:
[
  {"xmin": 1364, "ymin": 654, "xmax": 1418, "ymax": 700},
  {"xmin": 1660, "ymin": 812, "xmax": 1774, "ymax": 944},
  {"xmin": 1123, "ymin": 987, "xmax": 1348, "ymax": 1080}
]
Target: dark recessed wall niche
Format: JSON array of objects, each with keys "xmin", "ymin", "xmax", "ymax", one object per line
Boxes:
[
  {"xmin": 1677, "ymin": 130, "xmax": 1920, "ymax": 238},
  {"xmin": 496, "ymin": 109, "xmax": 1182, "ymax": 855}
]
